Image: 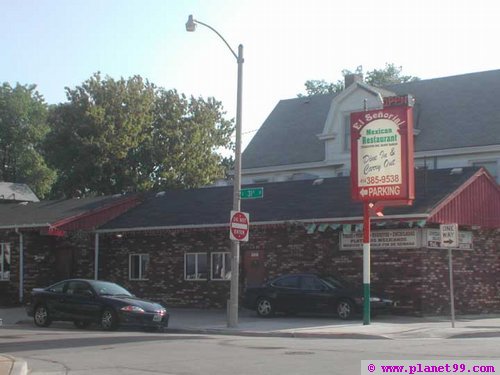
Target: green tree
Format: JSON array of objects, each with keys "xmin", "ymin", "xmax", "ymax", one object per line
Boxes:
[
  {"xmin": 365, "ymin": 63, "xmax": 419, "ymax": 87},
  {"xmin": 298, "ymin": 64, "xmax": 419, "ymax": 96},
  {"xmin": 45, "ymin": 73, "xmax": 234, "ymax": 197},
  {"xmin": 0, "ymin": 83, "xmax": 56, "ymax": 198}
]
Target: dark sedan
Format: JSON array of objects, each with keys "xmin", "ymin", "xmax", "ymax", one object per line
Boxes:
[
  {"xmin": 25, "ymin": 279, "xmax": 168, "ymax": 331},
  {"xmin": 243, "ymin": 273, "xmax": 394, "ymax": 319}
]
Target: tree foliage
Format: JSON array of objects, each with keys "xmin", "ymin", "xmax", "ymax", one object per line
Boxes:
[
  {"xmin": 0, "ymin": 83, "xmax": 56, "ymax": 198},
  {"xmin": 45, "ymin": 73, "xmax": 234, "ymax": 197},
  {"xmin": 298, "ymin": 63, "xmax": 419, "ymax": 96}
]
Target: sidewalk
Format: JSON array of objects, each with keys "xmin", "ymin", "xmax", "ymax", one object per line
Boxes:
[
  {"xmin": 3, "ymin": 305, "xmax": 500, "ymax": 339},
  {"xmin": 2, "ymin": 306, "xmax": 500, "ymax": 375}
]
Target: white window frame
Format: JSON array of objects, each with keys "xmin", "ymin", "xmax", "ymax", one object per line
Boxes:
[
  {"xmin": 211, "ymin": 252, "xmax": 231, "ymax": 281},
  {"xmin": 184, "ymin": 253, "xmax": 208, "ymax": 281},
  {"xmin": 129, "ymin": 253, "xmax": 149, "ymax": 281},
  {"xmin": 1, "ymin": 243, "xmax": 11, "ymax": 281}
]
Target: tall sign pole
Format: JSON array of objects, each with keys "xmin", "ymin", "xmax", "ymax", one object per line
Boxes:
[
  {"xmin": 351, "ymin": 95, "xmax": 415, "ymax": 325},
  {"xmin": 362, "ymin": 202, "xmax": 371, "ymax": 324}
]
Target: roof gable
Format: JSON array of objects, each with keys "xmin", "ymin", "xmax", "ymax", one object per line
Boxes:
[
  {"xmin": 243, "ymin": 69, "xmax": 500, "ymax": 170},
  {"xmin": 0, "ymin": 194, "xmax": 140, "ymax": 234}
]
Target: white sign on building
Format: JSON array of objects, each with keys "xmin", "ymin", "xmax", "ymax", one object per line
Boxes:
[
  {"xmin": 340, "ymin": 229, "xmax": 420, "ymax": 250},
  {"xmin": 424, "ymin": 229, "xmax": 473, "ymax": 250}
]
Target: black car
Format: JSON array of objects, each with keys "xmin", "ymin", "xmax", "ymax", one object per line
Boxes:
[
  {"xmin": 243, "ymin": 273, "xmax": 394, "ymax": 319},
  {"xmin": 25, "ymin": 279, "xmax": 169, "ymax": 331}
]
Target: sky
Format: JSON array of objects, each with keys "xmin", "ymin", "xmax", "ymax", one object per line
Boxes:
[{"xmin": 2, "ymin": 0, "xmax": 499, "ymax": 150}]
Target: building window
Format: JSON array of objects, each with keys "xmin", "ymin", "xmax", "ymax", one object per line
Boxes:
[
  {"xmin": 185, "ymin": 253, "xmax": 208, "ymax": 280},
  {"xmin": 129, "ymin": 254, "xmax": 149, "ymax": 280},
  {"xmin": 211, "ymin": 252, "xmax": 231, "ymax": 280},
  {"xmin": 1, "ymin": 243, "xmax": 11, "ymax": 281},
  {"xmin": 343, "ymin": 114, "xmax": 351, "ymax": 152}
]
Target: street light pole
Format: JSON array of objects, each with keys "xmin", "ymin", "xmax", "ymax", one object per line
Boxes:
[{"xmin": 186, "ymin": 15, "xmax": 243, "ymax": 327}]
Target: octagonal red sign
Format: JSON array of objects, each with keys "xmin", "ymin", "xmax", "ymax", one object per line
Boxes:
[{"xmin": 229, "ymin": 211, "xmax": 249, "ymax": 242}]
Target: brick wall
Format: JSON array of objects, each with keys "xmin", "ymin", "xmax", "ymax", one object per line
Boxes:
[
  {"xmin": 97, "ymin": 226, "xmax": 500, "ymax": 315},
  {"xmin": 3, "ymin": 226, "xmax": 498, "ymax": 315},
  {"xmin": 0, "ymin": 230, "xmax": 95, "ymax": 306}
]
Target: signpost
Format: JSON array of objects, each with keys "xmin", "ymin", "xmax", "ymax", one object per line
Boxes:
[
  {"xmin": 441, "ymin": 223, "xmax": 458, "ymax": 328},
  {"xmin": 229, "ymin": 211, "xmax": 249, "ymax": 242},
  {"xmin": 241, "ymin": 187, "xmax": 264, "ymax": 199},
  {"xmin": 350, "ymin": 96, "xmax": 415, "ymax": 325}
]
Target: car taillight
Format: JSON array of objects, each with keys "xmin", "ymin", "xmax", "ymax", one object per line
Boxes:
[
  {"xmin": 156, "ymin": 309, "xmax": 167, "ymax": 316},
  {"xmin": 120, "ymin": 305, "xmax": 145, "ymax": 313}
]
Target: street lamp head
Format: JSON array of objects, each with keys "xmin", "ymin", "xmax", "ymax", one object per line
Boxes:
[{"xmin": 185, "ymin": 15, "xmax": 197, "ymax": 32}]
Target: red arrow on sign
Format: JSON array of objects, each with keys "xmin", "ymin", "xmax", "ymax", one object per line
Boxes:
[{"xmin": 230, "ymin": 211, "xmax": 249, "ymax": 242}]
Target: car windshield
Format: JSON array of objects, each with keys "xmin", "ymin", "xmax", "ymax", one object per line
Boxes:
[{"xmin": 92, "ymin": 281, "xmax": 132, "ymax": 297}]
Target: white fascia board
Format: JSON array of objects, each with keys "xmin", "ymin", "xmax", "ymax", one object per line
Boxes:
[
  {"xmin": 95, "ymin": 214, "xmax": 429, "ymax": 234},
  {"xmin": 242, "ymin": 160, "xmax": 344, "ymax": 175}
]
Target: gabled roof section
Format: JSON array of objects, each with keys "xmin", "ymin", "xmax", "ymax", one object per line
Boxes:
[
  {"xmin": 320, "ymin": 81, "xmax": 388, "ymax": 137},
  {"xmin": 0, "ymin": 182, "xmax": 39, "ymax": 202},
  {"xmin": 99, "ymin": 167, "xmax": 498, "ymax": 232},
  {"xmin": 242, "ymin": 69, "xmax": 500, "ymax": 170},
  {"xmin": 0, "ymin": 194, "xmax": 141, "ymax": 234},
  {"xmin": 427, "ymin": 168, "xmax": 500, "ymax": 228}
]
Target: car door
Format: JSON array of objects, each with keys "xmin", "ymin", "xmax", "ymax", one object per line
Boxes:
[
  {"xmin": 64, "ymin": 281, "xmax": 102, "ymax": 321},
  {"xmin": 271, "ymin": 275, "xmax": 302, "ymax": 313},
  {"xmin": 299, "ymin": 275, "xmax": 331, "ymax": 313},
  {"xmin": 42, "ymin": 280, "xmax": 68, "ymax": 319}
]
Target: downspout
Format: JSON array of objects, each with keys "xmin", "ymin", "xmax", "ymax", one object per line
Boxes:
[
  {"xmin": 94, "ymin": 233, "xmax": 99, "ymax": 280},
  {"xmin": 15, "ymin": 228, "xmax": 24, "ymax": 303}
]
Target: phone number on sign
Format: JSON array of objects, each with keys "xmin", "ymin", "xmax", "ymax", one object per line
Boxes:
[{"xmin": 361, "ymin": 175, "xmax": 400, "ymax": 185}]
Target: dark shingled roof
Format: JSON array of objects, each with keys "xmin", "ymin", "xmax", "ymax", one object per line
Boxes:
[
  {"xmin": 100, "ymin": 167, "xmax": 480, "ymax": 230},
  {"xmin": 242, "ymin": 93, "xmax": 336, "ymax": 169},
  {"xmin": 242, "ymin": 70, "xmax": 500, "ymax": 169},
  {"xmin": 0, "ymin": 195, "xmax": 131, "ymax": 228}
]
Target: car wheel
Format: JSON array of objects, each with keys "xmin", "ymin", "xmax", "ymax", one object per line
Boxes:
[
  {"xmin": 74, "ymin": 320, "xmax": 91, "ymax": 329},
  {"xmin": 34, "ymin": 304, "xmax": 52, "ymax": 327},
  {"xmin": 336, "ymin": 299, "xmax": 354, "ymax": 320},
  {"xmin": 100, "ymin": 308, "xmax": 118, "ymax": 331},
  {"xmin": 256, "ymin": 297, "xmax": 274, "ymax": 317}
]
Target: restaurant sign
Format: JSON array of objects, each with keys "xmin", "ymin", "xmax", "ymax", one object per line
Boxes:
[
  {"xmin": 340, "ymin": 229, "xmax": 419, "ymax": 250},
  {"xmin": 350, "ymin": 104, "xmax": 415, "ymax": 202}
]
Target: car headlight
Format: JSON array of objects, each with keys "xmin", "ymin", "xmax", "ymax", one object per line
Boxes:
[
  {"xmin": 369, "ymin": 297, "xmax": 381, "ymax": 302},
  {"xmin": 120, "ymin": 305, "xmax": 145, "ymax": 313},
  {"xmin": 156, "ymin": 308, "xmax": 167, "ymax": 316}
]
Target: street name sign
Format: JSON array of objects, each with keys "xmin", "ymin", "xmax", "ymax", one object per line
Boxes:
[
  {"xmin": 350, "ymin": 103, "xmax": 415, "ymax": 202},
  {"xmin": 229, "ymin": 211, "xmax": 249, "ymax": 242},
  {"xmin": 440, "ymin": 223, "xmax": 459, "ymax": 248},
  {"xmin": 241, "ymin": 187, "xmax": 263, "ymax": 199}
]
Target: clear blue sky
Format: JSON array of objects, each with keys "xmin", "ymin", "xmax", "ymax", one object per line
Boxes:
[{"xmin": 2, "ymin": 0, "xmax": 499, "ymax": 149}]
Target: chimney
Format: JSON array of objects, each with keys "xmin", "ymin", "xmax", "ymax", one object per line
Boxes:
[{"xmin": 344, "ymin": 74, "xmax": 363, "ymax": 88}]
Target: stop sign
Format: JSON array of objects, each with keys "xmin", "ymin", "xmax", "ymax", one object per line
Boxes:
[{"xmin": 229, "ymin": 211, "xmax": 249, "ymax": 242}]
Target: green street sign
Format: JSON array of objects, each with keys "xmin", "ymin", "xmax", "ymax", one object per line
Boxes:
[{"xmin": 241, "ymin": 187, "xmax": 264, "ymax": 199}]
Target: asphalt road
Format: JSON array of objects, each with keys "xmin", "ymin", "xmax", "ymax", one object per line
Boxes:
[{"xmin": 1, "ymin": 324, "xmax": 500, "ymax": 375}]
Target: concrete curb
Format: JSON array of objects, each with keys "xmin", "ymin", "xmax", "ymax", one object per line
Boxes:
[
  {"xmin": 0, "ymin": 356, "xmax": 28, "ymax": 375},
  {"xmin": 166, "ymin": 327, "xmax": 389, "ymax": 340}
]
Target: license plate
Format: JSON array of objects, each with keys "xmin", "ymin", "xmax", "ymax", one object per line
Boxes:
[{"xmin": 153, "ymin": 314, "xmax": 162, "ymax": 322}]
